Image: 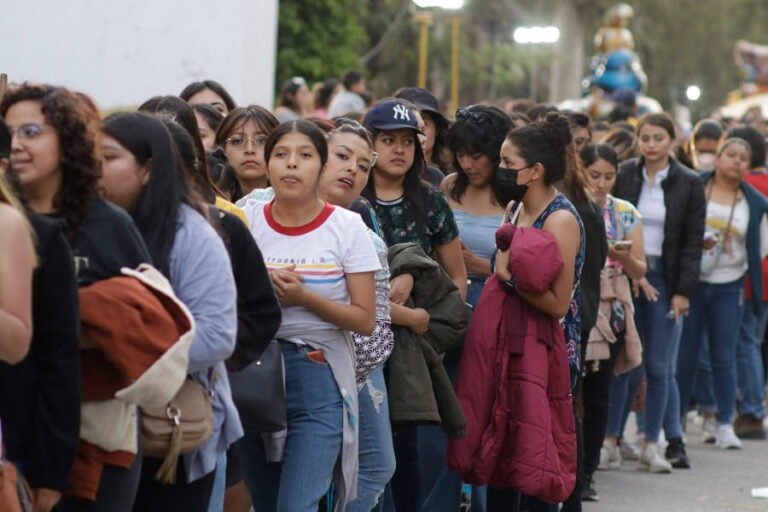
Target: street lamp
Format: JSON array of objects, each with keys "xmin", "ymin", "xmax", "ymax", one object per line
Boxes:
[
  {"xmin": 686, "ymin": 85, "xmax": 701, "ymax": 102},
  {"xmin": 513, "ymin": 26, "xmax": 560, "ymax": 45},
  {"xmin": 512, "ymin": 25, "xmax": 560, "ymax": 101},
  {"xmin": 412, "ymin": 0, "xmax": 465, "ymax": 112}
]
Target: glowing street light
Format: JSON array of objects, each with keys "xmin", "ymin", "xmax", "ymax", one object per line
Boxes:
[
  {"xmin": 686, "ymin": 85, "xmax": 702, "ymax": 101},
  {"xmin": 414, "ymin": 0, "xmax": 465, "ymax": 8},
  {"xmin": 513, "ymin": 26, "xmax": 560, "ymax": 45}
]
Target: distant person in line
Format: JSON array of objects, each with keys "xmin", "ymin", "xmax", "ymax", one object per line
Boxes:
[{"xmin": 329, "ymin": 70, "xmax": 367, "ymax": 118}]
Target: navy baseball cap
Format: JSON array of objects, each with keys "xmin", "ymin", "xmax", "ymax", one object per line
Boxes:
[{"xmin": 363, "ymin": 99, "xmax": 424, "ymax": 134}]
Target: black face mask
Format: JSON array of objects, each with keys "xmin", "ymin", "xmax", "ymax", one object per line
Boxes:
[{"xmin": 493, "ymin": 165, "xmax": 532, "ymax": 206}]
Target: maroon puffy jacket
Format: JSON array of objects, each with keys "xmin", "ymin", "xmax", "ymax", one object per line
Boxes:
[{"xmin": 447, "ymin": 225, "xmax": 576, "ymax": 503}]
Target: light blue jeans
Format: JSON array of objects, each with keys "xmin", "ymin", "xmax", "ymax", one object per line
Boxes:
[
  {"xmin": 677, "ymin": 278, "xmax": 745, "ymax": 426},
  {"xmin": 346, "ymin": 367, "xmax": 396, "ymax": 512},
  {"xmin": 737, "ymin": 301, "xmax": 768, "ymax": 417},
  {"xmin": 633, "ymin": 263, "xmax": 684, "ymax": 441},
  {"xmin": 693, "ymin": 335, "xmax": 718, "ymax": 415},
  {"xmin": 236, "ymin": 342, "xmax": 343, "ymax": 512},
  {"xmin": 206, "ymin": 451, "xmax": 227, "ymax": 512}
]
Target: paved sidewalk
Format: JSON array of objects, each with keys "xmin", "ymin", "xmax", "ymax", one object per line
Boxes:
[{"xmin": 586, "ymin": 416, "xmax": 768, "ymax": 511}]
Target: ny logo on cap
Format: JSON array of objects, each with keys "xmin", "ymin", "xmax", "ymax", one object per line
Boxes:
[{"xmin": 392, "ymin": 104, "xmax": 410, "ymax": 121}]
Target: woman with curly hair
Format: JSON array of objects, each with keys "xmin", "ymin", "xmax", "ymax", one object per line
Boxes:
[{"xmin": 2, "ymin": 83, "xmax": 152, "ymax": 512}]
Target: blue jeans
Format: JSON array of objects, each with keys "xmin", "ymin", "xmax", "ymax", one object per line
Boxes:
[
  {"xmin": 737, "ymin": 301, "xmax": 768, "ymax": 417},
  {"xmin": 420, "ymin": 361, "xmax": 487, "ymax": 512},
  {"xmin": 466, "ymin": 278, "xmax": 486, "ymax": 309},
  {"xmin": 237, "ymin": 343, "xmax": 343, "ymax": 512},
  {"xmin": 634, "ymin": 265, "xmax": 684, "ymax": 441},
  {"xmin": 693, "ymin": 334, "xmax": 718, "ymax": 414},
  {"xmin": 346, "ymin": 367, "xmax": 396, "ymax": 512},
  {"xmin": 206, "ymin": 451, "xmax": 227, "ymax": 512},
  {"xmin": 677, "ymin": 278, "xmax": 745, "ymax": 426},
  {"xmin": 605, "ymin": 365, "xmax": 643, "ymax": 439}
]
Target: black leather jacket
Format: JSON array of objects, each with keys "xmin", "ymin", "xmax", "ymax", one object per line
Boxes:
[{"xmin": 613, "ymin": 157, "xmax": 706, "ymax": 299}]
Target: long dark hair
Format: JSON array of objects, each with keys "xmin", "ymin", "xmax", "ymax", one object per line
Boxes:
[
  {"xmin": 0, "ymin": 83, "xmax": 99, "ymax": 242},
  {"xmin": 362, "ymin": 125, "xmax": 430, "ymax": 230},
  {"xmin": 100, "ymin": 112, "xmax": 203, "ymax": 274},
  {"xmin": 507, "ymin": 112, "xmax": 588, "ymax": 203},
  {"xmin": 179, "ymin": 80, "xmax": 236, "ymax": 112},
  {"xmin": 446, "ymin": 104, "xmax": 512, "ymax": 204},
  {"xmin": 139, "ymin": 95, "xmax": 222, "ymax": 203}
]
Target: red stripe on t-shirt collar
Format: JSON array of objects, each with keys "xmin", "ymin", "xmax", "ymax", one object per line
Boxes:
[{"xmin": 264, "ymin": 200, "xmax": 335, "ymax": 235}]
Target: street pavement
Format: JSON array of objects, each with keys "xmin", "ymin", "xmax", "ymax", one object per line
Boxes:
[{"xmin": 585, "ymin": 415, "xmax": 768, "ymax": 512}]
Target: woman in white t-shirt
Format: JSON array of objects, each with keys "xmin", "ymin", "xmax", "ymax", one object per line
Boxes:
[
  {"xmin": 238, "ymin": 120, "xmax": 380, "ymax": 512},
  {"xmin": 676, "ymin": 137, "xmax": 768, "ymax": 450}
]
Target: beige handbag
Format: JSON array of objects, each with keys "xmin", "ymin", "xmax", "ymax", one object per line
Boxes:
[{"xmin": 140, "ymin": 379, "xmax": 214, "ymax": 483}]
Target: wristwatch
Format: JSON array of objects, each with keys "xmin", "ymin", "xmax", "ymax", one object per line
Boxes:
[{"xmin": 503, "ymin": 277, "xmax": 516, "ymax": 290}]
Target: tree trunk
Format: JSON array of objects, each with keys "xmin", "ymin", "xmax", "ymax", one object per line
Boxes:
[{"xmin": 548, "ymin": 0, "xmax": 584, "ymax": 103}]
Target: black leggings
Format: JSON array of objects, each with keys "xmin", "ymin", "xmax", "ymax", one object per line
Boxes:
[
  {"xmin": 390, "ymin": 427, "xmax": 423, "ymax": 512},
  {"xmin": 56, "ymin": 459, "xmax": 142, "ymax": 512},
  {"xmin": 132, "ymin": 457, "xmax": 216, "ymax": 512}
]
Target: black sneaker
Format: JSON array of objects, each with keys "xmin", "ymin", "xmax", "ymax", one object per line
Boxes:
[
  {"xmin": 665, "ymin": 437, "xmax": 691, "ymax": 469},
  {"xmin": 581, "ymin": 477, "xmax": 599, "ymax": 502}
]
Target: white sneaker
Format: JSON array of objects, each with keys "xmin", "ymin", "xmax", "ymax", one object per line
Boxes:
[
  {"xmin": 639, "ymin": 443, "xmax": 672, "ymax": 473},
  {"xmin": 702, "ymin": 418, "xmax": 718, "ymax": 444},
  {"xmin": 657, "ymin": 430, "xmax": 668, "ymax": 453},
  {"xmin": 715, "ymin": 424, "xmax": 742, "ymax": 449},
  {"xmin": 598, "ymin": 442, "xmax": 621, "ymax": 470},
  {"xmin": 619, "ymin": 440, "xmax": 640, "ymax": 461}
]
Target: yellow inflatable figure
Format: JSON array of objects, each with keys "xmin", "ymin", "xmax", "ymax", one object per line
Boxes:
[{"xmin": 594, "ymin": 3, "xmax": 635, "ymax": 54}]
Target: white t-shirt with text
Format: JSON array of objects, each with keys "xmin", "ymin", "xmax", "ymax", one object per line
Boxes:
[{"xmin": 244, "ymin": 200, "xmax": 381, "ymax": 339}]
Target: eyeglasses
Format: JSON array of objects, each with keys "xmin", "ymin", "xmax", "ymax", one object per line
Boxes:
[
  {"xmin": 456, "ymin": 108, "xmax": 490, "ymax": 124},
  {"xmin": 226, "ymin": 135, "xmax": 266, "ymax": 149},
  {"xmin": 11, "ymin": 123, "xmax": 49, "ymax": 141}
]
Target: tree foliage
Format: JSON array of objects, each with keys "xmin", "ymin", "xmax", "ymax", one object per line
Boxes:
[
  {"xmin": 275, "ymin": 0, "xmax": 768, "ymax": 114},
  {"xmin": 276, "ymin": 0, "xmax": 367, "ymax": 89}
]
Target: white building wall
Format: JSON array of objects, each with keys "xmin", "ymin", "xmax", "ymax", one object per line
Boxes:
[{"xmin": 0, "ymin": 0, "xmax": 278, "ymax": 110}]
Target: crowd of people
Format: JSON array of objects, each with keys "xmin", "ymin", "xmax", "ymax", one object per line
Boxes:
[{"xmin": 1, "ymin": 69, "xmax": 768, "ymax": 512}]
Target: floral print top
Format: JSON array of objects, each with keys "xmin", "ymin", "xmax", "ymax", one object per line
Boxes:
[{"xmin": 373, "ymin": 185, "xmax": 459, "ymax": 255}]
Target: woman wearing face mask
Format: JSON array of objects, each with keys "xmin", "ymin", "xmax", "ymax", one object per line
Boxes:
[
  {"xmin": 675, "ymin": 138, "xmax": 768, "ymax": 451},
  {"xmin": 685, "ymin": 120, "xmax": 723, "ymax": 171},
  {"xmin": 612, "ymin": 112, "xmax": 706, "ymax": 473},
  {"xmin": 218, "ymin": 106, "xmax": 279, "ymax": 199},
  {"xmin": 479, "ymin": 112, "xmax": 585, "ymax": 512},
  {"xmin": 238, "ymin": 120, "xmax": 379, "ymax": 512},
  {"xmin": 580, "ymin": 143, "xmax": 646, "ymax": 501}
]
